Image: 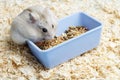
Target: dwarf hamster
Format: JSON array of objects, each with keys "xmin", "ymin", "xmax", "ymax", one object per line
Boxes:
[{"xmin": 10, "ymin": 5, "xmax": 58, "ymax": 45}]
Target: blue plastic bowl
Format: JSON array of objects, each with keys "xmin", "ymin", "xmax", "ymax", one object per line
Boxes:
[{"xmin": 27, "ymin": 12, "xmax": 102, "ymax": 69}]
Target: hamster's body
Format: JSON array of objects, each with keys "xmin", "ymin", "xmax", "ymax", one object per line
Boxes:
[{"xmin": 10, "ymin": 5, "xmax": 57, "ymax": 44}]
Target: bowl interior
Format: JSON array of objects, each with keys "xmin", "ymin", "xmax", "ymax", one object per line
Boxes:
[{"xmin": 56, "ymin": 12, "xmax": 101, "ymax": 36}]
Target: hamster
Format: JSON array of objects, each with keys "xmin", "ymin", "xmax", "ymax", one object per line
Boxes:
[{"xmin": 10, "ymin": 5, "xmax": 58, "ymax": 45}]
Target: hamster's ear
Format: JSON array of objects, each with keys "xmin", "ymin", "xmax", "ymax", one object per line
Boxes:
[{"xmin": 29, "ymin": 13, "xmax": 36, "ymax": 23}]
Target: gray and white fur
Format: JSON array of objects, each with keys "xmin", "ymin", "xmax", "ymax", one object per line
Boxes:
[{"xmin": 10, "ymin": 5, "xmax": 57, "ymax": 44}]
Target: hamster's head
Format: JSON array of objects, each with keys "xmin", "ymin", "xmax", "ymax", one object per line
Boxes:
[{"xmin": 26, "ymin": 7, "xmax": 58, "ymax": 41}]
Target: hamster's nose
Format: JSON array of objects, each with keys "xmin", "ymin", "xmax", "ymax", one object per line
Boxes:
[{"xmin": 42, "ymin": 38, "xmax": 45, "ymax": 40}]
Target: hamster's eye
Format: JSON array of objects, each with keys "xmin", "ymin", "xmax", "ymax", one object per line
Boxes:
[
  {"xmin": 42, "ymin": 28, "xmax": 48, "ymax": 32},
  {"xmin": 52, "ymin": 24, "xmax": 54, "ymax": 28}
]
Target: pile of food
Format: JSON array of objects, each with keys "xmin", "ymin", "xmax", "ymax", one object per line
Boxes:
[{"xmin": 36, "ymin": 26, "xmax": 88, "ymax": 50}]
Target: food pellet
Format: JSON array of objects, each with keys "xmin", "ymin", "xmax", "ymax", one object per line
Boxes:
[{"xmin": 36, "ymin": 26, "xmax": 88, "ymax": 50}]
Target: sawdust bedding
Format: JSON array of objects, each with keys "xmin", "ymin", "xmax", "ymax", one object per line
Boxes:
[{"xmin": 0, "ymin": 0, "xmax": 120, "ymax": 80}]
